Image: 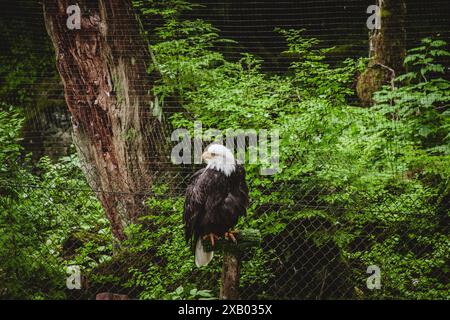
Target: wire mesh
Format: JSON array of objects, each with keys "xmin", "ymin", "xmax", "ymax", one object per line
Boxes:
[{"xmin": 1, "ymin": 169, "xmax": 446, "ymax": 299}]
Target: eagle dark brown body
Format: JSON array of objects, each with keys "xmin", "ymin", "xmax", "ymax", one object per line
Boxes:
[{"xmin": 184, "ymin": 162, "xmax": 249, "ymax": 266}]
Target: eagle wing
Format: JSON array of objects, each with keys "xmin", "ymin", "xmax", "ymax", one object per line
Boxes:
[
  {"xmin": 184, "ymin": 168, "xmax": 222, "ymax": 246},
  {"xmin": 235, "ymin": 164, "xmax": 249, "ymax": 215}
]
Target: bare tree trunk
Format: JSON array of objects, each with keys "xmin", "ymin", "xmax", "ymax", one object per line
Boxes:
[
  {"xmin": 357, "ymin": 0, "xmax": 406, "ymax": 106},
  {"xmin": 42, "ymin": 0, "xmax": 168, "ymax": 240}
]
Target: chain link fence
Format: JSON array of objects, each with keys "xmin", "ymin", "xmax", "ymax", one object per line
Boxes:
[{"xmin": 2, "ymin": 167, "xmax": 445, "ymax": 300}]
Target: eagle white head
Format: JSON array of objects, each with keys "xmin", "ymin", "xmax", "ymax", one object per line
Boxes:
[{"xmin": 201, "ymin": 144, "xmax": 236, "ymax": 176}]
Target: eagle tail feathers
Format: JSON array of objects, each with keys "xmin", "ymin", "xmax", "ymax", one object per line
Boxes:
[{"xmin": 195, "ymin": 239, "xmax": 214, "ymax": 267}]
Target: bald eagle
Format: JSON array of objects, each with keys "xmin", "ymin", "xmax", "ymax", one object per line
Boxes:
[{"xmin": 184, "ymin": 144, "xmax": 249, "ymax": 267}]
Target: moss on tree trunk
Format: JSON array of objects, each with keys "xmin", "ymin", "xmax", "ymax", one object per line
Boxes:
[{"xmin": 357, "ymin": 0, "xmax": 406, "ymax": 106}]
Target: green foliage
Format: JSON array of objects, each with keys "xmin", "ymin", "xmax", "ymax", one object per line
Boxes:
[
  {"xmin": 0, "ymin": 108, "xmax": 109, "ymax": 298},
  {"xmin": 278, "ymin": 28, "xmax": 365, "ymax": 104},
  {"xmin": 374, "ymin": 37, "xmax": 450, "ymax": 154},
  {"xmin": 134, "ymin": 0, "xmax": 199, "ymax": 19},
  {"xmin": 167, "ymin": 286, "xmax": 215, "ymax": 300},
  {"xmin": 0, "ymin": 104, "xmax": 24, "ymax": 182}
]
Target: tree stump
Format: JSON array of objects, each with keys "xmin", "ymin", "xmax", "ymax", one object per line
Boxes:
[{"xmin": 202, "ymin": 229, "xmax": 261, "ymax": 300}]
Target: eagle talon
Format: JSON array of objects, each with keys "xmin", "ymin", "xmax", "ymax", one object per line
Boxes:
[
  {"xmin": 203, "ymin": 233, "xmax": 219, "ymax": 247},
  {"xmin": 225, "ymin": 231, "xmax": 237, "ymax": 243}
]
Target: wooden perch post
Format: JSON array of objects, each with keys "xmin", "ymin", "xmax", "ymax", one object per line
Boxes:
[
  {"xmin": 220, "ymin": 251, "xmax": 241, "ymax": 299},
  {"xmin": 202, "ymin": 229, "xmax": 261, "ymax": 300}
]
